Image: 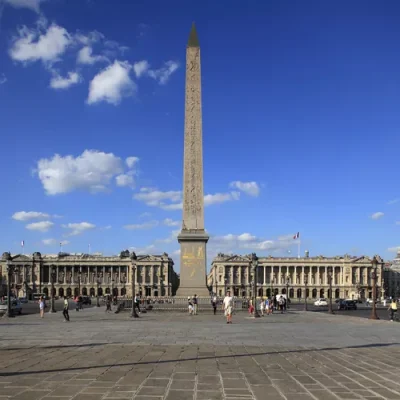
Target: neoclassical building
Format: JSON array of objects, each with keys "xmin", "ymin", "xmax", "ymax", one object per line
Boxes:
[
  {"xmin": 0, "ymin": 251, "xmax": 179, "ymax": 299},
  {"xmin": 207, "ymin": 253, "xmax": 384, "ymax": 300},
  {"xmin": 384, "ymin": 251, "xmax": 400, "ymax": 298}
]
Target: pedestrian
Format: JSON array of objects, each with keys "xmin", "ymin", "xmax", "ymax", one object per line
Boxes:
[
  {"xmin": 260, "ymin": 297, "xmax": 265, "ymax": 316},
  {"xmin": 105, "ymin": 295, "xmax": 112, "ymax": 313},
  {"xmin": 134, "ymin": 294, "xmax": 141, "ymax": 314},
  {"xmin": 223, "ymin": 290, "xmax": 233, "ymax": 324},
  {"xmin": 188, "ymin": 296, "xmax": 194, "ymax": 315},
  {"xmin": 78, "ymin": 295, "xmax": 83, "ymax": 310},
  {"xmin": 63, "ymin": 296, "xmax": 70, "ymax": 322},
  {"xmin": 39, "ymin": 296, "xmax": 45, "ymax": 318},
  {"xmin": 265, "ymin": 297, "xmax": 270, "ymax": 315},
  {"xmin": 278, "ymin": 296, "xmax": 284, "ymax": 313},
  {"xmin": 388, "ymin": 298, "xmax": 398, "ymax": 321},
  {"xmin": 212, "ymin": 295, "xmax": 217, "ymax": 315},
  {"xmin": 193, "ymin": 294, "xmax": 198, "ymax": 315},
  {"xmin": 249, "ymin": 299, "xmax": 254, "ymax": 315}
]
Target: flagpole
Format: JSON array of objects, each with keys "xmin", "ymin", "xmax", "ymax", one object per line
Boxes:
[{"xmin": 60, "ymin": 242, "xmax": 63, "ymax": 253}]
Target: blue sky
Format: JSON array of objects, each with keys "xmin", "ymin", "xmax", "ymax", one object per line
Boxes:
[{"xmin": 1, "ymin": 0, "xmax": 400, "ymax": 271}]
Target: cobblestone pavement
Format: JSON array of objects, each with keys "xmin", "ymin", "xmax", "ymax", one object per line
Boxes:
[{"xmin": 1, "ymin": 308, "xmax": 400, "ymax": 399}]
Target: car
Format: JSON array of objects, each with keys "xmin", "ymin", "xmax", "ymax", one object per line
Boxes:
[
  {"xmin": 337, "ymin": 300, "xmax": 357, "ymax": 310},
  {"xmin": 18, "ymin": 297, "xmax": 28, "ymax": 304},
  {"xmin": 314, "ymin": 298, "xmax": 328, "ymax": 307},
  {"xmin": 82, "ymin": 296, "xmax": 91, "ymax": 305},
  {"xmin": 0, "ymin": 299, "xmax": 22, "ymax": 315}
]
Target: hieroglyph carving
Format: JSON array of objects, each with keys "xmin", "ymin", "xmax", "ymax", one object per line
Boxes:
[{"xmin": 182, "ymin": 46, "xmax": 204, "ymax": 230}]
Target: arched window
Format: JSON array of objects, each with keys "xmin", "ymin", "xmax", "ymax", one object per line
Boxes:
[
  {"xmin": 105, "ymin": 287, "xmax": 110, "ymax": 294},
  {"xmin": 266, "ymin": 288, "xmax": 271, "ymax": 297},
  {"xmin": 90, "ymin": 288, "xmax": 95, "ymax": 297},
  {"xmin": 98, "ymin": 287, "xmax": 103, "ymax": 296},
  {"xmin": 121, "ymin": 288, "xmax": 126, "ymax": 296},
  {"xmin": 74, "ymin": 288, "xmax": 79, "ymax": 297},
  {"xmin": 66, "ymin": 287, "xmax": 72, "ymax": 297},
  {"xmin": 297, "ymin": 288, "xmax": 302, "ymax": 298},
  {"xmin": 312, "ymin": 289, "xmax": 317, "ymax": 298},
  {"xmin": 289, "ymin": 288, "xmax": 294, "ymax": 298},
  {"xmin": 282, "ymin": 288, "xmax": 287, "ymax": 295},
  {"xmin": 58, "ymin": 288, "xmax": 64, "ymax": 297},
  {"xmin": 258, "ymin": 288, "xmax": 263, "ymax": 297},
  {"xmin": 82, "ymin": 287, "xmax": 88, "ymax": 296},
  {"xmin": 335, "ymin": 289, "xmax": 340, "ymax": 299},
  {"xmin": 320, "ymin": 289, "xmax": 325, "ymax": 298}
]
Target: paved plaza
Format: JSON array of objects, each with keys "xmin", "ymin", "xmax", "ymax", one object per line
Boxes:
[{"xmin": 0, "ymin": 308, "xmax": 400, "ymax": 400}]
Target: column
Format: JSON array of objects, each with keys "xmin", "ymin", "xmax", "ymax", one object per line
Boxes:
[
  {"xmin": 278, "ymin": 266, "xmax": 282, "ymax": 285},
  {"xmin": 302, "ymin": 266, "xmax": 304, "ymax": 286},
  {"xmin": 119, "ymin": 266, "xmax": 121, "ymax": 284},
  {"xmin": 230, "ymin": 266, "xmax": 234, "ymax": 286},
  {"xmin": 263, "ymin": 266, "xmax": 266, "ymax": 285}
]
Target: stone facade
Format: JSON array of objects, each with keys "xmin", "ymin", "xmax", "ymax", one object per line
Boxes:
[
  {"xmin": 207, "ymin": 253, "xmax": 384, "ymax": 300},
  {"xmin": 0, "ymin": 251, "xmax": 179, "ymax": 299},
  {"xmin": 383, "ymin": 250, "xmax": 400, "ymax": 298}
]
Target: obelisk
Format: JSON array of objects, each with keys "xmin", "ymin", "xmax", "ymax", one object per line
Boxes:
[{"xmin": 176, "ymin": 23, "xmax": 210, "ymax": 297}]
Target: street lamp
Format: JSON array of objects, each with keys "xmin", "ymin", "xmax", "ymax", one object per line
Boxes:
[
  {"xmin": 50, "ymin": 266, "xmax": 57, "ymax": 313},
  {"xmin": 4, "ymin": 261, "xmax": 15, "ymax": 318},
  {"xmin": 96, "ymin": 274, "xmax": 101, "ymax": 307},
  {"xmin": 286, "ymin": 276, "xmax": 290, "ymax": 309},
  {"xmin": 251, "ymin": 253, "xmax": 260, "ymax": 318},
  {"xmin": 328, "ymin": 267, "xmax": 334, "ymax": 314},
  {"xmin": 130, "ymin": 252, "xmax": 139, "ymax": 318},
  {"xmin": 304, "ymin": 273, "xmax": 308, "ymax": 311},
  {"xmin": 369, "ymin": 256, "xmax": 379, "ymax": 320},
  {"xmin": 224, "ymin": 278, "xmax": 228, "ymax": 295},
  {"xmin": 78, "ymin": 271, "xmax": 81, "ymax": 296}
]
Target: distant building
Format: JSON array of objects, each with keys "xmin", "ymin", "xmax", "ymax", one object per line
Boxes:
[
  {"xmin": 207, "ymin": 253, "xmax": 384, "ymax": 300},
  {"xmin": 0, "ymin": 251, "xmax": 179, "ymax": 299},
  {"xmin": 383, "ymin": 250, "xmax": 400, "ymax": 298}
]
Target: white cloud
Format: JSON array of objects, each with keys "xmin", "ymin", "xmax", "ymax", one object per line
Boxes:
[
  {"xmin": 133, "ymin": 60, "xmax": 149, "ymax": 78},
  {"xmin": 156, "ymin": 229, "xmax": 180, "ymax": 244},
  {"xmin": 26, "ymin": 220, "xmax": 54, "ymax": 232},
  {"xmin": 230, "ymin": 181, "xmax": 260, "ymax": 197},
  {"xmin": 148, "ymin": 61, "xmax": 179, "ymax": 84},
  {"xmin": 115, "ymin": 172, "xmax": 135, "ymax": 187},
  {"xmin": 388, "ymin": 246, "xmax": 400, "ymax": 253},
  {"xmin": 163, "ymin": 218, "xmax": 180, "ymax": 227},
  {"xmin": 371, "ymin": 212, "xmax": 384, "ymax": 220},
  {"xmin": 126, "ymin": 156, "xmax": 139, "ymax": 168},
  {"xmin": 12, "ymin": 211, "xmax": 50, "ymax": 221},
  {"xmin": 204, "ymin": 191, "xmax": 240, "ymax": 206},
  {"xmin": 139, "ymin": 212, "xmax": 152, "ymax": 219},
  {"xmin": 75, "ymin": 30, "xmax": 104, "ymax": 46},
  {"xmin": 49, "ymin": 71, "xmax": 81, "ymax": 90},
  {"xmin": 0, "ymin": 74, "xmax": 7, "ymax": 84},
  {"xmin": 42, "ymin": 238, "xmax": 69, "ymax": 246},
  {"xmin": 172, "ymin": 249, "xmax": 181, "ymax": 256},
  {"xmin": 129, "ymin": 244, "xmax": 156, "ymax": 254},
  {"xmin": 123, "ymin": 220, "xmax": 159, "ymax": 230},
  {"xmin": 87, "ymin": 60, "xmax": 136, "ymax": 105},
  {"xmin": 36, "ymin": 149, "xmax": 130, "ymax": 195},
  {"xmin": 3, "ymin": 0, "xmax": 45, "ymax": 13},
  {"xmin": 133, "ymin": 188, "xmax": 182, "ymax": 210},
  {"xmin": 388, "ymin": 199, "xmax": 400, "ymax": 205},
  {"xmin": 9, "ymin": 23, "xmax": 71, "ymax": 64},
  {"xmin": 62, "ymin": 222, "xmax": 95, "ymax": 236},
  {"xmin": 77, "ymin": 46, "xmax": 108, "ymax": 65}
]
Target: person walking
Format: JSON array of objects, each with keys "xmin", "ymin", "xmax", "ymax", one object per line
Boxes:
[
  {"xmin": 39, "ymin": 296, "xmax": 45, "ymax": 318},
  {"xmin": 188, "ymin": 296, "xmax": 194, "ymax": 315},
  {"xmin": 260, "ymin": 297, "xmax": 265, "ymax": 316},
  {"xmin": 193, "ymin": 295, "xmax": 198, "ymax": 315},
  {"xmin": 63, "ymin": 296, "xmax": 70, "ymax": 322},
  {"xmin": 134, "ymin": 294, "xmax": 141, "ymax": 314},
  {"xmin": 388, "ymin": 298, "xmax": 398, "ymax": 321},
  {"xmin": 223, "ymin": 290, "xmax": 233, "ymax": 324},
  {"xmin": 105, "ymin": 295, "xmax": 112, "ymax": 313},
  {"xmin": 212, "ymin": 295, "xmax": 217, "ymax": 315}
]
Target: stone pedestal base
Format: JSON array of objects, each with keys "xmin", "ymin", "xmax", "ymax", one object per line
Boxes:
[{"xmin": 176, "ymin": 230, "xmax": 209, "ymax": 298}]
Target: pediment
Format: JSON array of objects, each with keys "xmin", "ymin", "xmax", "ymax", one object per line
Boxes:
[
  {"xmin": 138, "ymin": 255, "xmax": 160, "ymax": 262},
  {"xmin": 225, "ymin": 255, "xmax": 250, "ymax": 263},
  {"xmin": 353, "ymin": 255, "xmax": 371, "ymax": 263},
  {"xmin": 11, "ymin": 254, "xmax": 32, "ymax": 262}
]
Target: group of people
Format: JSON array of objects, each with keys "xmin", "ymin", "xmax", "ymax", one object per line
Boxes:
[
  {"xmin": 252, "ymin": 296, "xmax": 289, "ymax": 316},
  {"xmin": 187, "ymin": 295, "xmax": 198, "ymax": 315}
]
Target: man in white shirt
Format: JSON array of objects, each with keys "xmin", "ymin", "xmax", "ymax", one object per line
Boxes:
[{"xmin": 223, "ymin": 291, "xmax": 233, "ymax": 324}]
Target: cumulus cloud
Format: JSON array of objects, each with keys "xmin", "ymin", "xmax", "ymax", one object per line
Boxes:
[
  {"xmin": 115, "ymin": 173, "xmax": 134, "ymax": 187},
  {"xmin": 42, "ymin": 238, "xmax": 69, "ymax": 246},
  {"xmin": 9, "ymin": 23, "xmax": 71, "ymax": 64},
  {"xmin": 49, "ymin": 71, "xmax": 81, "ymax": 90},
  {"xmin": 12, "ymin": 211, "xmax": 50, "ymax": 221},
  {"xmin": 133, "ymin": 188, "xmax": 182, "ymax": 210},
  {"xmin": 62, "ymin": 222, "xmax": 95, "ymax": 236},
  {"xmin": 129, "ymin": 244, "xmax": 156, "ymax": 254},
  {"xmin": 204, "ymin": 191, "xmax": 240, "ymax": 206},
  {"xmin": 36, "ymin": 149, "xmax": 139, "ymax": 195},
  {"xmin": 126, "ymin": 156, "xmax": 139, "ymax": 168},
  {"xmin": 3, "ymin": 0, "xmax": 46, "ymax": 13},
  {"xmin": 87, "ymin": 60, "xmax": 136, "ymax": 105},
  {"xmin": 388, "ymin": 246, "xmax": 400, "ymax": 253},
  {"xmin": 123, "ymin": 220, "xmax": 159, "ymax": 230},
  {"xmin": 133, "ymin": 60, "xmax": 149, "ymax": 78},
  {"xmin": 163, "ymin": 218, "xmax": 180, "ymax": 227},
  {"xmin": 230, "ymin": 181, "xmax": 260, "ymax": 197},
  {"xmin": 155, "ymin": 229, "xmax": 180, "ymax": 244},
  {"xmin": 371, "ymin": 212, "xmax": 384, "ymax": 220},
  {"xmin": 77, "ymin": 46, "xmax": 109, "ymax": 65},
  {"xmin": 26, "ymin": 221, "xmax": 54, "ymax": 232},
  {"xmin": 147, "ymin": 61, "xmax": 179, "ymax": 85}
]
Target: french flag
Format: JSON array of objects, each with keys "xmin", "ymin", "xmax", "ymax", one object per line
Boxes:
[{"xmin": 293, "ymin": 232, "xmax": 299, "ymax": 240}]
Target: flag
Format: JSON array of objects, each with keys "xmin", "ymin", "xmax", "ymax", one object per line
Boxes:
[
  {"xmin": 293, "ymin": 232, "xmax": 299, "ymax": 240},
  {"xmin": 21, "ymin": 240, "xmax": 24, "ymax": 247}
]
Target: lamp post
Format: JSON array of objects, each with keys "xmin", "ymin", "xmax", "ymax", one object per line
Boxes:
[
  {"xmin": 328, "ymin": 267, "xmax": 334, "ymax": 314},
  {"xmin": 130, "ymin": 252, "xmax": 139, "ymax": 318},
  {"xmin": 369, "ymin": 256, "xmax": 379, "ymax": 320},
  {"xmin": 78, "ymin": 271, "xmax": 81, "ymax": 297},
  {"xmin": 50, "ymin": 266, "xmax": 57, "ymax": 313},
  {"xmin": 4, "ymin": 261, "xmax": 15, "ymax": 318},
  {"xmin": 251, "ymin": 253, "xmax": 260, "ymax": 318},
  {"xmin": 224, "ymin": 278, "xmax": 228, "ymax": 296},
  {"xmin": 286, "ymin": 276, "xmax": 290, "ymax": 309},
  {"xmin": 304, "ymin": 273, "xmax": 308, "ymax": 311},
  {"xmin": 356, "ymin": 281, "xmax": 361, "ymax": 302},
  {"xmin": 96, "ymin": 274, "xmax": 101, "ymax": 307}
]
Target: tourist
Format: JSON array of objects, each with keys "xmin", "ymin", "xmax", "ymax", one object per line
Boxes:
[
  {"xmin": 265, "ymin": 297, "xmax": 270, "ymax": 315},
  {"xmin": 212, "ymin": 295, "xmax": 217, "ymax": 315},
  {"xmin": 39, "ymin": 296, "xmax": 45, "ymax": 318},
  {"xmin": 388, "ymin": 298, "xmax": 398, "ymax": 321},
  {"xmin": 134, "ymin": 294, "xmax": 141, "ymax": 314},
  {"xmin": 193, "ymin": 294, "xmax": 198, "ymax": 315},
  {"xmin": 105, "ymin": 295, "xmax": 112, "ymax": 313},
  {"xmin": 248, "ymin": 299, "xmax": 254, "ymax": 315},
  {"xmin": 278, "ymin": 296, "xmax": 285, "ymax": 313},
  {"xmin": 63, "ymin": 296, "xmax": 70, "ymax": 322},
  {"xmin": 188, "ymin": 296, "xmax": 194, "ymax": 315},
  {"xmin": 260, "ymin": 297, "xmax": 265, "ymax": 316},
  {"xmin": 223, "ymin": 290, "xmax": 233, "ymax": 324}
]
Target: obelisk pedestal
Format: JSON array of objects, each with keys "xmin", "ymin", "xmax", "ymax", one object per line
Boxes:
[{"xmin": 176, "ymin": 23, "xmax": 210, "ymax": 298}]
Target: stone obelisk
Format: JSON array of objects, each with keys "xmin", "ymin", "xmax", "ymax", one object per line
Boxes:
[{"xmin": 177, "ymin": 23, "xmax": 210, "ymax": 297}]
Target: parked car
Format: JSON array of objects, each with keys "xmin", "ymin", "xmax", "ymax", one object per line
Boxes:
[
  {"xmin": 82, "ymin": 296, "xmax": 91, "ymax": 305},
  {"xmin": 0, "ymin": 299, "xmax": 22, "ymax": 315},
  {"xmin": 337, "ymin": 300, "xmax": 357, "ymax": 310},
  {"xmin": 314, "ymin": 298, "xmax": 328, "ymax": 307},
  {"xmin": 18, "ymin": 297, "xmax": 28, "ymax": 304}
]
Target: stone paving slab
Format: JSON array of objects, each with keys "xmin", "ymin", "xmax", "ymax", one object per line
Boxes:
[{"xmin": 0, "ymin": 309, "xmax": 400, "ymax": 399}]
